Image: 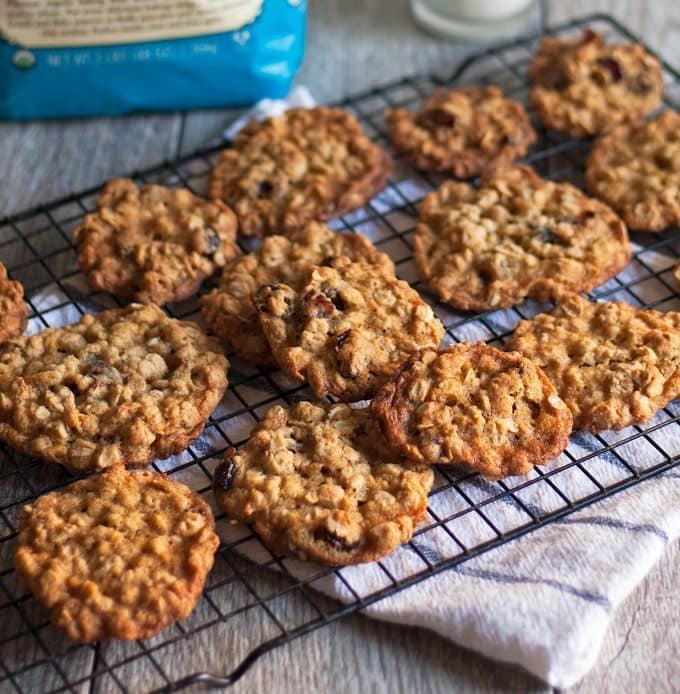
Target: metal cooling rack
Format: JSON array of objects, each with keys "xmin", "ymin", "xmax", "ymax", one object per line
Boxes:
[{"xmin": 1, "ymin": 13, "xmax": 679, "ymax": 693}]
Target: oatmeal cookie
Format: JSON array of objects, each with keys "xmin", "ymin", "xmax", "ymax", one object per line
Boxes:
[
  {"xmin": 0, "ymin": 304, "xmax": 228, "ymax": 472},
  {"xmin": 209, "ymin": 107, "xmax": 393, "ymax": 237},
  {"xmin": 507, "ymin": 294, "xmax": 680, "ymax": 431},
  {"xmin": 384, "ymin": 86, "xmax": 536, "ymax": 177},
  {"xmin": 199, "ymin": 221, "xmax": 394, "ymax": 365},
  {"xmin": 75, "ymin": 178, "xmax": 239, "ymax": 305},
  {"xmin": 529, "ymin": 28, "xmax": 663, "ymax": 136},
  {"xmin": 255, "ymin": 262, "xmax": 445, "ymax": 401},
  {"xmin": 213, "ymin": 402, "xmax": 433, "ymax": 565},
  {"xmin": 0, "ymin": 263, "xmax": 28, "ymax": 342},
  {"xmin": 585, "ymin": 111, "xmax": 680, "ymax": 232},
  {"xmin": 15, "ymin": 465, "xmax": 219, "ymax": 643},
  {"xmin": 369, "ymin": 343, "xmax": 573, "ymax": 479},
  {"xmin": 414, "ymin": 165, "xmax": 631, "ymax": 312}
]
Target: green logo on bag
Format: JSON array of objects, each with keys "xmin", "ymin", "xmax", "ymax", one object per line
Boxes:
[{"xmin": 13, "ymin": 50, "xmax": 36, "ymax": 70}]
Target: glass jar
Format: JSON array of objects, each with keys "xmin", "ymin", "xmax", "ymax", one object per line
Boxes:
[{"xmin": 411, "ymin": 0, "xmax": 537, "ymax": 40}]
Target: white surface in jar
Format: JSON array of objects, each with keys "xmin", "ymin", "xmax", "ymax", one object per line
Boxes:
[{"xmin": 423, "ymin": 0, "xmax": 535, "ymax": 21}]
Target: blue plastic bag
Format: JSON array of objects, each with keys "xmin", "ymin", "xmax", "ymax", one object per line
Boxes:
[{"xmin": 0, "ymin": 0, "xmax": 307, "ymax": 120}]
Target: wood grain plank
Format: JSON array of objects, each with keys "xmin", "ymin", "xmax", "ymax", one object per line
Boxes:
[
  {"xmin": 544, "ymin": 0, "xmax": 679, "ymax": 65},
  {"xmin": 0, "ymin": 115, "xmax": 183, "ymax": 217}
]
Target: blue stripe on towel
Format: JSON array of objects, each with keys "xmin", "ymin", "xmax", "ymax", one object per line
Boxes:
[
  {"xmin": 453, "ymin": 566, "xmax": 612, "ymax": 611},
  {"xmin": 556, "ymin": 515, "xmax": 669, "ymax": 542}
]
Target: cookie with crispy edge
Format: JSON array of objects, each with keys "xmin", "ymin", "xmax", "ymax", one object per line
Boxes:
[
  {"xmin": 15, "ymin": 464, "xmax": 219, "ymax": 643},
  {"xmin": 414, "ymin": 165, "xmax": 631, "ymax": 312},
  {"xmin": 75, "ymin": 178, "xmax": 240, "ymax": 305},
  {"xmin": 0, "ymin": 303, "xmax": 228, "ymax": 472},
  {"xmin": 199, "ymin": 221, "xmax": 394, "ymax": 366},
  {"xmin": 213, "ymin": 402, "xmax": 433, "ymax": 565},
  {"xmin": 0, "ymin": 262, "xmax": 28, "ymax": 343},
  {"xmin": 384, "ymin": 86, "xmax": 536, "ymax": 177},
  {"xmin": 585, "ymin": 111, "xmax": 680, "ymax": 232},
  {"xmin": 507, "ymin": 294, "xmax": 680, "ymax": 432},
  {"xmin": 529, "ymin": 28, "xmax": 663, "ymax": 137},
  {"xmin": 255, "ymin": 261, "xmax": 445, "ymax": 401},
  {"xmin": 369, "ymin": 343, "xmax": 573, "ymax": 479},
  {"xmin": 209, "ymin": 107, "xmax": 393, "ymax": 237}
]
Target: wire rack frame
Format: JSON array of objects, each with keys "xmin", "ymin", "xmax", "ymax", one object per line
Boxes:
[{"xmin": 0, "ymin": 12, "xmax": 679, "ymax": 694}]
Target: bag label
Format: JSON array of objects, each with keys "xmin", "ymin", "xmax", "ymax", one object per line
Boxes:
[{"xmin": 0, "ymin": 0, "xmax": 263, "ymax": 48}]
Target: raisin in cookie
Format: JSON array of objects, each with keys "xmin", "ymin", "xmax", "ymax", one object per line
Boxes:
[
  {"xmin": 75, "ymin": 178, "xmax": 239, "ymax": 305},
  {"xmin": 0, "ymin": 304, "xmax": 228, "ymax": 472},
  {"xmin": 15, "ymin": 465, "xmax": 219, "ymax": 643},
  {"xmin": 213, "ymin": 402, "xmax": 433, "ymax": 565},
  {"xmin": 255, "ymin": 262, "xmax": 445, "ymax": 401},
  {"xmin": 199, "ymin": 221, "xmax": 394, "ymax": 366},
  {"xmin": 0, "ymin": 262, "xmax": 28, "ymax": 342},
  {"xmin": 507, "ymin": 294, "xmax": 680, "ymax": 432},
  {"xmin": 209, "ymin": 107, "xmax": 392, "ymax": 237},
  {"xmin": 414, "ymin": 165, "xmax": 631, "ymax": 312},
  {"xmin": 529, "ymin": 29, "xmax": 663, "ymax": 137},
  {"xmin": 585, "ymin": 111, "xmax": 680, "ymax": 232},
  {"xmin": 384, "ymin": 86, "xmax": 536, "ymax": 177},
  {"xmin": 370, "ymin": 344, "xmax": 573, "ymax": 479}
]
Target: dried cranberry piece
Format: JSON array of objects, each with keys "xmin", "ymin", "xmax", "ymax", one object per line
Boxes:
[
  {"xmin": 255, "ymin": 180, "xmax": 274, "ymax": 198},
  {"xmin": 303, "ymin": 287, "xmax": 345, "ymax": 317},
  {"xmin": 598, "ymin": 57, "xmax": 624, "ymax": 82},
  {"xmin": 314, "ymin": 527, "xmax": 360, "ymax": 553},
  {"xmin": 85, "ymin": 357, "xmax": 121, "ymax": 388},
  {"xmin": 214, "ymin": 453, "xmax": 239, "ymax": 491},
  {"xmin": 420, "ymin": 108, "xmax": 456, "ymax": 129},
  {"xmin": 302, "ymin": 289, "xmax": 336, "ymax": 318}
]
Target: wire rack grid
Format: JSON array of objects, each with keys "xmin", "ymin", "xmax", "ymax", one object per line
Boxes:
[{"xmin": 1, "ymin": 13, "xmax": 679, "ymax": 694}]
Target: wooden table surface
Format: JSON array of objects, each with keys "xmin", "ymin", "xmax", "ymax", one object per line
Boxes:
[{"xmin": 1, "ymin": 1, "xmax": 678, "ymax": 692}]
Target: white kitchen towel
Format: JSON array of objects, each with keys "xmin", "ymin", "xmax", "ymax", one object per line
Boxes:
[
  {"xmin": 25, "ymin": 89, "xmax": 679, "ymax": 689},
  {"xmin": 216, "ymin": 427, "xmax": 679, "ymax": 689}
]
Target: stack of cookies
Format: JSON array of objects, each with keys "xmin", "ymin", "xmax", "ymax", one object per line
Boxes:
[{"xmin": 1, "ymin": 28, "xmax": 678, "ymax": 644}]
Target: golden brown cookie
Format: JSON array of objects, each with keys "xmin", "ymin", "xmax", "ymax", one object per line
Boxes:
[
  {"xmin": 255, "ymin": 261, "xmax": 445, "ymax": 401},
  {"xmin": 529, "ymin": 28, "xmax": 663, "ymax": 136},
  {"xmin": 384, "ymin": 86, "xmax": 536, "ymax": 177},
  {"xmin": 14, "ymin": 465, "xmax": 219, "ymax": 643},
  {"xmin": 585, "ymin": 111, "xmax": 680, "ymax": 232},
  {"xmin": 369, "ymin": 343, "xmax": 573, "ymax": 479},
  {"xmin": 213, "ymin": 402, "xmax": 433, "ymax": 565},
  {"xmin": 507, "ymin": 294, "xmax": 680, "ymax": 432},
  {"xmin": 414, "ymin": 165, "xmax": 631, "ymax": 312},
  {"xmin": 0, "ymin": 304, "xmax": 228, "ymax": 472},
  {"xmin": 209, "ymin": 107, "xmax": 393, "ymax": 237},
  {"xmin": 0, "ymin": 262, "xmax": 28, "ymax": 343},
  {"xmin": 199, "ymin": 221, "xmax": 394, "ymax": 366},
  {"xmin": 74, "ymin": 178, "xmax": 239, "ymax": 305}
]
